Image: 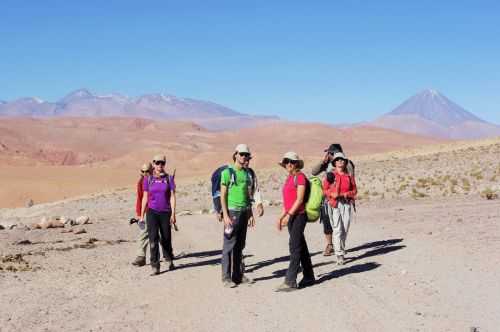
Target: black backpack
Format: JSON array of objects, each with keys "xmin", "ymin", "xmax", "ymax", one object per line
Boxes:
[{"xmin": 210, "ymin": 165, "xmax": 255, "ymax": 213}]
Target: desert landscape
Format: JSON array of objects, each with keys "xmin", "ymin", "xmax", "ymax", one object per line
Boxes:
[{"xmin": 1, "ymin": 125, "xmax": 499, "ymax": 331}]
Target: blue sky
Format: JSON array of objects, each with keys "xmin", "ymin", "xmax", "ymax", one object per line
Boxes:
[{"xmin": 1, "ymin": 0, "xmax": 499, "ymax": 123}]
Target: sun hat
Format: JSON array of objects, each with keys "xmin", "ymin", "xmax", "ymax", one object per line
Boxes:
[
  {"xmin": 140, "ymin": 163, "xmax": 152, "ymax": 172},
  {"xmin": 332, "ymin": 152, "xmax": 347, "ymax": 162},
  {"xmin": 279, "ymin": 151, "xmax": 304, "ymax": 169},
  {"xmin": 152, "ymin": 154, "xmax": 166, "ymax": 163},
  {"xmin": 234, "ymin": 144, "xmax": 251, "ymax": 154}
]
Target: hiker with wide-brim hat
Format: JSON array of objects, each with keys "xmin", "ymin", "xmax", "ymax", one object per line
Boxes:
[
  {"xmin": 140, "ymin": 154, "xmax": 177, "ymax": 275},
  {"xmin": 322, "ymin": 152, "xmax": 357, "ymax": 265},
  {"xmin": 312, "ymin": 143, "xmax": 356, "ymax": 257},
  {"xmin": 275, "ymin": 152, "xmax": 315, "ymax": 292},
  {"xmin": 220, "ymin": 144, "xmax": 256, "ymax": 287}
]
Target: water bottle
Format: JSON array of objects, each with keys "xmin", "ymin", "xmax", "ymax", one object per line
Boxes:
[
  {"xmin": 138, "ymin": 220, "xmax": 146, "ymax": 230},
  {"xmin": 224, "ymin": 224, "xmax": 233, "ymax": 239}
]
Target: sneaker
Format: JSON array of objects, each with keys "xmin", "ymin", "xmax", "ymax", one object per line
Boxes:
[
  {"xmin": 298, "ymin": 277, "xmax": 316, "ymax": 288},
  {"xmin": 323, "ymin": 244, "xmax": 334, "ymax": 256},
  {"xmin": 336, "ymin": 255, "xmax": 345, "ymax": 266},
  {"xmin": 132, "ymin": 256, "xmax": 146, "ymax": 267},
  {"xmin": 151, "ymin": 265, "xmax": 160, "ymax": 276},
  {"xmin": 275, "ymin": 282, "xmax": 298, "ymax": 292},
  {"xmin": 223, "ymin": 278, "xmax": 237, "ymax": 288}
]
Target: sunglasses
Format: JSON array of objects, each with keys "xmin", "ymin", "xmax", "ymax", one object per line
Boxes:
[
  {"xmin": 239, "ymin": 152, "xmax": 251, "ymax": 158},
  {"xmin": 282, "ymin": 158, "xmax": 298, "ymax": 165},
  {"xmin": 153, "ymin": 160, "xmax": 166, "ymax": 166}
]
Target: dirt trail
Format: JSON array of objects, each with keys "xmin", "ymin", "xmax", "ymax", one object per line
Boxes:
[{"xmin": 0, "ymin": 194, "xmax": 499, "ymax": 332}]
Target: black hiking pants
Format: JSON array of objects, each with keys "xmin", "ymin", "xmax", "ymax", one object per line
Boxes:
[
  {"xmin": 221, "ymin": 209, "xmax": 249, "ymax": 282},
  {"xmin": 285, "ymin": 212, "xmax": 314, "ymax": 285},
  {"xmin": 147, "ymin": 209, "xmax": 172, "ymax": 268}
]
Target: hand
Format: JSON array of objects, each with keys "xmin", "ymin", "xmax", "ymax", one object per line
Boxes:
[
  {"xmin": 332, "ymin": 192, "xmax": 338, "ymax": 199},
  {"xmin": 216, "ymin": 212, "xmax": 223, "ymax": 222},
  {"xmin": 248, "ymin": 215, "xmax": 255, "ymax": 228},
  {"xmin": 276, "ymin": 219, "xmax": 283, "ymax": 231},
  {"xmin": 256, "ymin": 204, "xmax": 264, "ymax": 217},
  {"xmin": 223, "ymin": 215, "xmax": 233, "ymax": 227},
  {"xmin": 322, "ymin": 153, "xmax": 330, "ymax": 163},
  {"xmin": 170, "ymin": 214, "xmax": 176, "ymax": 225},
  {"xmin": 280, "ymin": 214, "xmax": 290, "ymax": 227}
]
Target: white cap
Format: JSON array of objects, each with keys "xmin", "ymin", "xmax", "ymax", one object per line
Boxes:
[
  {"xmin": 279, "ymin": 151, "xmax": 304, "ymax": 169},
  {"xmin": 235, "ymin": 144, "xmax": 251, "ymax": 154},
  {"xmin": 332, "ymin": 152, "xmax": 347, "ymax": 161}
]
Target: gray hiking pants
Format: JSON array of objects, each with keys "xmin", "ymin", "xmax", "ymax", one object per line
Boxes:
[
  {"xmin": 327, "ymin": 201, "xmax": 352, "ymax": 256},
  {"xmin": 221, "ymin": 209, "xmax": 249, "ymax": 282}
]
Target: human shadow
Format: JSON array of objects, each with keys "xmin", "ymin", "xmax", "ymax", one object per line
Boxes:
[
  {"xmin": 316, "ymin": 262, "xmax": 381, "ymax": 284},
  {"xmin": 346, "ymin": 245, "xmax": 406, "ymax": 264},
  {"xmin": 347, "ymin": 238, "xmax": 404, "ymax": 253},
  {"xmin": 252, "ymin": 259, "xmax": 336, "ymax": 282},
  {"xmin": 172, "ymin": 253, "xmax": 253, "ymax": 271},
  {"xmin": 181, "ymin": 249, "xmax": 221, "ymax": 259},
  {"xmin": 246, "ymin": 251, "xmax": 322, "ymax": 273}
]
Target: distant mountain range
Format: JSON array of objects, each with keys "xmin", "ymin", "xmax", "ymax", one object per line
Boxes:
[
  {"xmin": 1, "ymin": 88, "xmax": 499, "ymax": 139},
  {"xmin": 0, "ymin": 89, "xmax": 278, "ymax": 130},
  {"xmin": 370, "ymin": 89, "xmax": 500, "ymax": 139}
]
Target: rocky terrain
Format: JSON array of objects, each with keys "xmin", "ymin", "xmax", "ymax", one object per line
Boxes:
[{"xmin": 1, "ymin": 139, "xmax": 499, "ymax": 331}]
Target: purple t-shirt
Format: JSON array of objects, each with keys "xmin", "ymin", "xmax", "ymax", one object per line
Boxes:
[{"xmin": 143, "ymin": 175, "xmax": 176, "ymax": 212}]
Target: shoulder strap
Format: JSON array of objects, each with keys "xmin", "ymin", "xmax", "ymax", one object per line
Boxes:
[{"xmin": 228, "ymin": 166, "xmax": 237, "ymax": 187}]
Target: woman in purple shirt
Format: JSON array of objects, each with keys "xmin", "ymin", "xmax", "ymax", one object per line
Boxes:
[{"xmin": 140, "ymin": 154, "xmax": 177, "ymax": 275}]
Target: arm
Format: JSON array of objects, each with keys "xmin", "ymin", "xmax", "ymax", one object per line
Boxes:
[
  {"xmin": 140, "ymin": 191, "xmax": 148, "ymax": 221},
  {"xmin": 170, "ymin": 189, "xmax": 177, "ymax": 224},
  {"xmin": 221, "ymin": 184, "xmax": 232, "ymax": 226},
  {"xmin": 136, "ymin": 179, "xmax": 143, "ymax": 217},
  {"xmin": 253, "ymin": 175, "xmax": 264, "ymax": 217},
  {"xmin": 346, "ymin": 175, "xmax": 357, "ymax": 199},
  {"xmin": 311, "ymin": 153, "xmax": 330, "ymax": 176}
]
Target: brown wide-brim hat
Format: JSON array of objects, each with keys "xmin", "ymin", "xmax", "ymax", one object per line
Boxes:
[
  {"xmin": 140, "ymin": 162, "xmax": 152, "ymax": 172},
  {"xmin": 278, "ymin": 151, "xmax": 304, "ymax": 170}
]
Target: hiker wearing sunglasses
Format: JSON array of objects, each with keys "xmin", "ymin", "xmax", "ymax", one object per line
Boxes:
[
  {"xmin": 312, "ymin": 144, "xmax": 355, "ymax": 257},
  {"xmin": 323, "ymin": 152, "xmax": 357, "ymax": 265},
  {"xmin": 220, "ymin": 144, "xmax": 255, "ymax": 287},
  {"xmin": 140, "ymin": 155, "xmax": 176, "ymax": 275},
  {"xmin": 276, "ymin": 152, "xmax": 315, "ymax": 292},
  {"xmin": 132, "ymin": 162, "xmax": 171, "ymax": 267}
]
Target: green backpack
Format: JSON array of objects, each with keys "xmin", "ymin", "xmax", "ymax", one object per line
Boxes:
[
  {"xmin": 294, "ymin": 174, "xmax": 324, "ymax": 222},
  {"xmin": 305, "ymin": 176, "xmax": 323, "ymax": 222}
]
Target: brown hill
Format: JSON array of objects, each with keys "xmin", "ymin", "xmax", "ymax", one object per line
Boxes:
[{"xmin": 0, "ymin": 117, "xmax": 443, "ymax": 208}]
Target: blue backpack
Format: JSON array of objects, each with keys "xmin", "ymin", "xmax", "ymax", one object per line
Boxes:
[{"xmin": 211, "ymin": 165, "xmax": 255, "ymax": 213}]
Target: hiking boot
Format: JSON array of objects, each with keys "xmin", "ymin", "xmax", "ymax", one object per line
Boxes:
[
  {"xmin": 298, "ymin": 277, "xmax": 316, "ymax": 288},
  {"xmin": 132, "ymin": 256, "xmax": 146, "ymax": 267},
  {"xmin": 336, "ymin": 255, "xmax": 345, "ymax": 266},
  {"xmin": 323, "ymin": 244, "xmax": 334, "ymax": 256},
  {"xmin": 151, "ymin": 264, "xmax": 160, "ymax": 276},
  {"xmin": 275, "ymin": 282, "xmax": 298, "ymax": 292},
  {"xmin": 223, "ymin": 278, "xmax": 237, "ymax": 288},
  {"xmin": 168, "ymin": 261, "xmax": 176, "ymax": 271},
  {"xmin": 239, "ymin": 275, "xmax": 254, "ymax": 285}
]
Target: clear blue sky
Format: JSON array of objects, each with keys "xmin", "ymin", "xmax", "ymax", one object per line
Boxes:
[{"xmin": 1, "ymin": 0, "xmax": 499, "ymax": 123}]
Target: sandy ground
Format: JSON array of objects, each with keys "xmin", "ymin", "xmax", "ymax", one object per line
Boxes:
[{"xmin": 1, "ymin": 191, "xmax": 499, "ymax": 332}]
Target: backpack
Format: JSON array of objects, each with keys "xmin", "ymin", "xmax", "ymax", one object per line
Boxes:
[
  {"xmin": 293, "ymin": 173, "xmax": 323, "ymax": 222},
  {"xmin": 211, "ymin": 165, "xmax": 255, "ymax": 213}
]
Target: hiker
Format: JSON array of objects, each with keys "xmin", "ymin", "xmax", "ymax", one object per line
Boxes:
[
  {"xmin": 276, "ymin": 152, "xmax": 315, "ymax": 292},
  {"xmin": 132, "ymin": 163, "xmax": 171, "ymax": 267},
  {"xmin": 322, "ymin": 152, "xmax": 357, "ymax": 265},
  {"xmin": 312, "ymin": 144, "xmax": 355, "ymax": 257},
  {"xmin": 220, "ymin": 144, "xmax": 255, "ymax": 287},
  {"xmin": 140, "ymin": 155, "xmax": 177, "ymax": 275}
]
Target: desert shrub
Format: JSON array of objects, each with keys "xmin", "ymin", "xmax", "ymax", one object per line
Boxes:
[
  {"xmin": 411, "ymin": 187, "xmax": 428, "ymax": 199},
  {"xmin": 480, "ymin": 188, "xmax": 498, "ymax": 200}
]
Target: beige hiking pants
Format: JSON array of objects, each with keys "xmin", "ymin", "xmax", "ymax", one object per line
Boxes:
[{"xmin": 327, "ymin": 201, "xmax": 352, "ymax": 256}]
